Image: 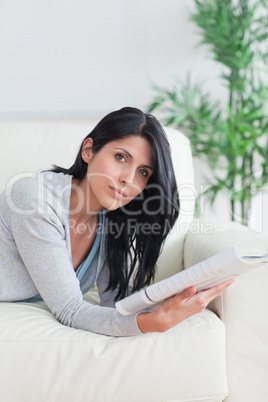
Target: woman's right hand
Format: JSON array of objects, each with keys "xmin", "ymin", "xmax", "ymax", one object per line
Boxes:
[{"xmin": 137, "ymin": 278, "xmax": 235, "ymax": 334}]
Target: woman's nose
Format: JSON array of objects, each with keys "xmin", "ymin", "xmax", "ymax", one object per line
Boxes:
[{"xmin": 120, "ymin": 168, "xmax": 135, "ymax": 186}]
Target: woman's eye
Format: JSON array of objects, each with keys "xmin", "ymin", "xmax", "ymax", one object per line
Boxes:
[
  {"xmin": 139, "ymin": 169, "xmax": 148, "ymax": 177},
  {"xmin": 115, "ymin": 154, "xmax": 126, "ymax": 162}
]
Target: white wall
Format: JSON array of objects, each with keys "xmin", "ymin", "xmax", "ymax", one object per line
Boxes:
[
  {"xmin": 0, "ymin": 0, "xmax": 226, "ymax": 118},
  {"xmin": 1, "ymin": 0, "xmax": 267, "ymax": 234}
]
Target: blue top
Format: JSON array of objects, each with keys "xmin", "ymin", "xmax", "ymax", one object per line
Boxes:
[{"xmin": 74, "ymin": 211, "xmax": 103, "ymax": 282}]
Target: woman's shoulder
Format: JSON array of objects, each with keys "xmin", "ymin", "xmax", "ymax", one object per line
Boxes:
[
  {"xmin": 7, "ymin": 171, "xmax": 71, "ymax": 195},
  {"xmin": 5, "ymin": 172, "xmax": 72, "ymax": 213},
  {"xmin": 5, "ymin": 174, "xmax": 38, "ymax": 207}
]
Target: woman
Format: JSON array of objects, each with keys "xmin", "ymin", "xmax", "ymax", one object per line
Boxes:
[{"xmin": 0, "ymin": 107, "xmax": 234, "ymax": 336}]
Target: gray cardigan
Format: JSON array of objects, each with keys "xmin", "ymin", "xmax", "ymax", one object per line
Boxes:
[{"xmin": 0, "ymin": 172, "xmax": 142, "ymax": 337}]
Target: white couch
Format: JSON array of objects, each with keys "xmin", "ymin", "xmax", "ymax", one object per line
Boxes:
[{"xmin": 0, "ymin": 120, "xmax": 267, "ymax": 402}]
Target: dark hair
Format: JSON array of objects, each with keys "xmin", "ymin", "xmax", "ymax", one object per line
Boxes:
[{"xmin": 51, "ymin": 107, "xmax": 180, "ymax": 300}]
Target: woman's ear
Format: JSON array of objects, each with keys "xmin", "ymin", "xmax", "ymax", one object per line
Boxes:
[{"xmin": 81, "ymin": 137, "xmax": 93, "ymax": 163}]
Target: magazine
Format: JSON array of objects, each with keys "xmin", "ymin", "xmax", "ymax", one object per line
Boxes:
[{"xmin": 115, "ymin": 247, "xmax": 268, "ymax": 315}]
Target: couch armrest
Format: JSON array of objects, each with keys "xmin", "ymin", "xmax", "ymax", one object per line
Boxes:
[{"xmin": 183, "ymin": 218, "xmax": 268, "ymax": 402}]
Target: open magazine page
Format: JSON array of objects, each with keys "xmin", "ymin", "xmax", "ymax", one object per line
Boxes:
[{"xmin": 115, "ymin": 247, "xmax": 268, "ymax": 315}]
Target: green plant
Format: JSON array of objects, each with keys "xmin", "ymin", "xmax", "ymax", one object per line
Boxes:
[{"xmin": 148, "ymin": 0, "xmax": 268, "ymax": 225}]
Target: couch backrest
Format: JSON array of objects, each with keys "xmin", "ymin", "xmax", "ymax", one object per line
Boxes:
[{"xmin": 0, "ymin": 121, "xmax": 195, "ymax": 279}]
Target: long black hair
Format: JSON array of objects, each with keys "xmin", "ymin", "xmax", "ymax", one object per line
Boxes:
[{"xmin": 51, "ymin": 107, "xmax": 180, "ymax": 300}]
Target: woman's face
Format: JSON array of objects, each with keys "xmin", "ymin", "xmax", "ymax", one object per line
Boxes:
[{"xmin": 84, "ymin": 135, "xmax": 153, "ymax": 211}]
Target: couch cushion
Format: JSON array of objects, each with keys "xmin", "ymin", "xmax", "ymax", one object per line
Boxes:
[
  {"xmin": 0, "ymin": 301, "xmax": 227, "ymax": 402},
  {"xmin": 184, "ymin": 219, "xmax": 268, "ymax": 402}
]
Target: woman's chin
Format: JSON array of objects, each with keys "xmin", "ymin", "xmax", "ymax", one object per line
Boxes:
[{"xmin": 102, "ymin": 199, "xmax": 125, "ymax": 211}]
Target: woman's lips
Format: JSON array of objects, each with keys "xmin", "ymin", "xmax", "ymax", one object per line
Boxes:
[{"xmin": 109, "ymin": 186, "xmax": 127, "ymax": 199}]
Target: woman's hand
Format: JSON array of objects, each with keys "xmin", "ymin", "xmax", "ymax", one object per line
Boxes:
[{"xmin": 137, "ymin": 278, "xmax": 235, "ymax": 333}]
